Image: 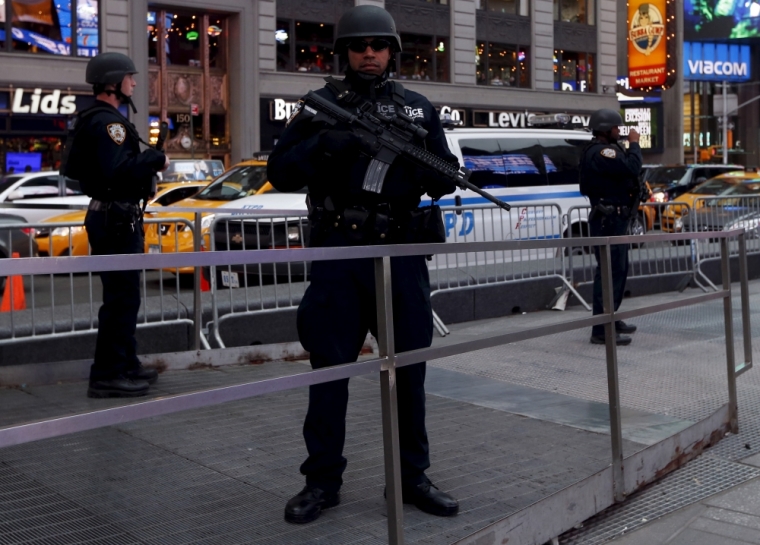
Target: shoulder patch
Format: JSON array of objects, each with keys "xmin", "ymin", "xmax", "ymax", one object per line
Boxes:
[
  {"xmin": 600, "ymin": 148, "xmax": 617, "ymax": 159},
  {"xmin": 107, "ymin": 123, "xmax": 127, "ymax": 145},
  {"xmin": 286, "ymin": 100, "xmax": 304, "ymax": 127}
]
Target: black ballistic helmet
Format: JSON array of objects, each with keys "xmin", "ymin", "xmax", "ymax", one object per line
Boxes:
[
  {"xmin": 86, "ymin": 52, "xmax": 138, "ymax": 86},
  {"xmin": 334, "ymin": 5, "xmax": 402, "ymax": 53},
  {"xmin": 589, "ymin": 108, "xmax": 624, "ymax": 133}
]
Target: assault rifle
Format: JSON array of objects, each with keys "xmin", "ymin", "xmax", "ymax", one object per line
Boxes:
[{"xmin": 301, "ymin": 91, "xmax": 511, "ymax": 211}]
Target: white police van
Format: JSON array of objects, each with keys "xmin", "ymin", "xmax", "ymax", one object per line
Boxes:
[
  {"xmin": 210, "ymin": 117, "xmax": 593, "ymax": 277},
  {"xmin": 423, "ymin": 118, "xmax": 592, "ymax": 271}
]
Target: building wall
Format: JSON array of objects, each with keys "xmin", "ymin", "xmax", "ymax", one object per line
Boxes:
[{"xmin": 1, "ymin": 0, "xmax": 621, "ymax": 165}]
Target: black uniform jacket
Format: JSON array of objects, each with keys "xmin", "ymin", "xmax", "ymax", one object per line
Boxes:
[
  {"xmin": 580, "ymin": 139, "xmax": 643, "ymax": 206},
  {"xmin": 69, "ymin": 102, "xmax": 165, "ymax": 203},
  {"xmin": 267, "ymin": 70, "xmax": 459, "ymax": 213}
]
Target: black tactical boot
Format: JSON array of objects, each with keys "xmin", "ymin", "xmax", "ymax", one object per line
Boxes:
[
  {"xmin": 590, "ymin": 334, "xmax": 632, "ymax": 346},
  {"xmin": 87, "ymin": 376, "xmax": 150, "ymax": 398},
  {"xmin": 126, "ymin": 365, "xmax": 159, "ymax": 385},
  {"xmin": 615, "ymin": 321, "xmax": 637, "ymax": 334},
  {"xmin": 402, "ymin": 477, "xmax": 459, "ymax": 517},
  {"xmin": 284, "ymin": 486, "xmax": 340, "ymax": 524}
]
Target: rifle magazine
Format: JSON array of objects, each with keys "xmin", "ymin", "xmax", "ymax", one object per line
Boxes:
[{"xmin": 362, "ymin": 159, "xmax": 390, "ymax": 193}]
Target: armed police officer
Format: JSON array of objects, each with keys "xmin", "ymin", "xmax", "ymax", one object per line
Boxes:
[
  {"xmin": 268, "ymin": 5, "xmax": 460, "ymax": 524},
  {"xmin": 63, "ymin": 53, "xmax": 169, "ymax": 398},
  {"xmin": 580, "ymin": 108, "xmax": 643, "ymax": 346}
]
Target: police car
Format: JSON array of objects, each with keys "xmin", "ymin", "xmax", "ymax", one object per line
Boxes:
[{"xmin": 207, "ymin": 117, "xmax": 597, "ymax": 282}]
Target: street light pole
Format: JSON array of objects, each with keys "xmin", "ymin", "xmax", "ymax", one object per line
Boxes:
[{"xmin": 723, "ymin": 81, "xmax": 728, "ymax": 165}]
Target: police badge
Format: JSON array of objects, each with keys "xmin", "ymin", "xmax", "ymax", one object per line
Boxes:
[
  {"xmin": 600, "ymin": 148, "xmax": 617, "ymax": 159},
  {"xmin": 107, "ymin": 123, "xmax": 127, "ymax": 145}
]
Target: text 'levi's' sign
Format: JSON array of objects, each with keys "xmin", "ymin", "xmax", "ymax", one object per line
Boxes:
[{"xmin": 628, "ymin": 0, "xmax": 668, "ymax": 88}]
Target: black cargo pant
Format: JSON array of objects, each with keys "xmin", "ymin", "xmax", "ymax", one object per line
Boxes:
[
  {"xmin": 590, "ymin": 212, "xmax": 630, "ymax": 337},
  {"xmin": 84, "ymin": 206, "xmax": 143, "ymax": 381},
  {"xmin": 296, "ymin": 253, "xmax": 434, "ymax": 494}
]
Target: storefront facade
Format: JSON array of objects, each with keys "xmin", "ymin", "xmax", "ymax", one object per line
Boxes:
[{"xmin": 1, "ymin": 0, "xmax": 619, "ymax": 175}]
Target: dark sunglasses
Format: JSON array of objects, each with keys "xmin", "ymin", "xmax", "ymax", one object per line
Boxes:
[{"xmin": 347, "ymin": 39, "xmax": 391, "ymax": 53}]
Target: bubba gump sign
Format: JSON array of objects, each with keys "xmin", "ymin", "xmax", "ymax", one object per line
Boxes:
[{"xmin": 628, "ymin": 0, "xmax": 669, "ymax": 88}]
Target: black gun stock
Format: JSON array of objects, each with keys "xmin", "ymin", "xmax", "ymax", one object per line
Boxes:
[{"xmin": 303, "ymin": 92, "xmax": 511, "ymax": 211}]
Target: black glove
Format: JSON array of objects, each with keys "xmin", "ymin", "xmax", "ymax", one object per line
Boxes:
[
  {"xmin": 417, "ymin": 167, "xmax": 457, "ymax": 200},
  {"xmin": 318, "ymin": 127, "xmax": 363, "ymax": 156}
]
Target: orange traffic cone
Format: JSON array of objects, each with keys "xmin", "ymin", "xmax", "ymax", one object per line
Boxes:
[
  {"xmin": 200, "ymin": 247, "xmax": 211, "ymax": 292},
  {"xmin": 1, "ymin": 252, "xmax": 26, "ymax": 312}
]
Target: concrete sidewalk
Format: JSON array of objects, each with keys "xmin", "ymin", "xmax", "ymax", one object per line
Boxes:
[
  {"xmin": 0, "ymin": 281, "xmax": 759, "ymax": 544},
  {"xmin": 607, "ymin": 472, "xmax": 760, "ymax": 544}
]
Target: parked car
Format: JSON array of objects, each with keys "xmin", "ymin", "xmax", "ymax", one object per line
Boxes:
[
  {"xmin": 157, "ymin": 159, "xmax": 225, "ymax": 183},
  {"xmin": 35, "ymin": 182, "xmax": 209, "ymax": 257},
  {"xmin": 661, "ymin": 170, "xmax": 759, "ymax": 232},
  {"xmin": 0, "ymin": 171, "xmax": 91, "ymax": 223},
  {"xmin": 644, "ymin": 164, "xmax": 743, "ymax": 203},
  {"xmin": 683, "ymin": 179, "xmax": 760, "ymax": 235},
  {"xmin": 144, "ymin": 158, "xmax": 270, "ymax": 273}
]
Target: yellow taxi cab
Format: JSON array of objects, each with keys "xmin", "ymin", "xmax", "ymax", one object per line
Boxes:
[
  {"xmin": 144, "ymin": 159, "xmax": 269, "ymax": 273},
  {"xmin": 660, "ymin": 170, "xmax": 757, "ymax": 232},
  {"xmin": 35, "ymin": 182, "xmax": 209, "ymax": 257}
]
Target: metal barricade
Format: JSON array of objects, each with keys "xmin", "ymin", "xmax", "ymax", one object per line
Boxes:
[
  {"xmin": 207, "ymin": 212, "xmax": 309, "ymax": 348},
  {"xmin": 0, "ymin": 229, "xmax": 751, "ymax": 544},
  {"xmin": 690, "ymin": 195, "xmax": 760, "ymax": 291},
  {"xmin": 431, "ymin": 203, "xmax": 588, "ymax": 327},
  {"xmin": 565, "ymin": 202, "xmax": 696, "ymax": 305},
  {"xmin": 0, "ymin": 217, "xmax": 196, "ymax": 347}
]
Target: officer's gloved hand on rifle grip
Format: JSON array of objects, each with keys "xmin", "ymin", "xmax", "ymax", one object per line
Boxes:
[
  {"xmin": 416, "ymin": 166, "xmax": 458, "ymax": 200},
  {"xmin": 318, "ymin": 127, "xmax": 365, "ymax": 156}
]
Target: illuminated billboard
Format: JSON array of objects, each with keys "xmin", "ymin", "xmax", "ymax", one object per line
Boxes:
[
  {"xmin": 628, "ymin": 0, "xmax": 676, "ymax": 89},
  {"xmin": 685, "ymin": 0, "xmax": 760, "ymax": 40}
]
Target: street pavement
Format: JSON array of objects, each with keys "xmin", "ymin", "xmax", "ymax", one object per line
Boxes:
[
  {"xmin": 1, "ymin": 279, "xmax": 759, "ymax": 544},
  {"xmin": 606, "ymin": 474, "xmax": 760, "ymax": 544}
]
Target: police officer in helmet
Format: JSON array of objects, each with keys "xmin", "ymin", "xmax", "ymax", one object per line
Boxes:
[
  {"xmin": 63, "ymin": 52, "xmax": 169, "ymax": 398},
  {"xmin": 580, "ymin": 109, "xmax": 642, "ymax": 346},
  {"xmin": 268, "ymin": 5, "xmax": 459, "ymax": 524}
]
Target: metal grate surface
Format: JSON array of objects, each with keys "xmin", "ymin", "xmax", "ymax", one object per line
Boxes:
[{"xmin": 0, "ymin": 367, "xmax": 639, "ymax": 545}]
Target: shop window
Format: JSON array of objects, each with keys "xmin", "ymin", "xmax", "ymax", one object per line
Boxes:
[
  {"xmin": 477, "ymin": 0, "xmax": 530, "ymax": 15},
  {"xmin": 276, "ymin": 19, "xmax": 336, "ymax": 74},
  {"xmin": 4, "ymin": 0, "xmax": 99, "ymax": 56},
  {"xmin": 210, "ymin": 114, "xmax": 227, "ymax": 149},
  {"xmin": 208, "ymin": 17, "xmax": 225, "ymax": 69},
  {"xmin": 1, "ymin": 137, "xmax": 64, "ymax": 174},
  {"xmin": 148, "ymin": 8, "xmax": 230, "ymax": 161},
  {"xmin": 554, "ymin": 0, "xmax": 594, "ymax": 24},
  {"xmin": 166, "ymin": 13, "xmax": 202, "ymax": 67},
  {"xmin": 554, "ymin": 50, "xmax": 594, "ymax": 93},
  {"xmin": 476, "ymin": 43, "xmax": 530, "ymax": 88},
  {"xmin": 395, "ymin": 34, "xmax": 449, "ymax": 83}
]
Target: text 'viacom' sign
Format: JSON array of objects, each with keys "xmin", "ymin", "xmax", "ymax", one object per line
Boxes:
[
  {"xmin": 628, "ymin": 0, "xmax": 672, "ymax": 88},
  {"xmin": 684, "ymin": 42, "xmax": 751, "ymax": 82}
]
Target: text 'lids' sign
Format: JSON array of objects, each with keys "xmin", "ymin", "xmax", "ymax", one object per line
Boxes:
[
  {"xmin": 684, "ymin": 42, "xmax": 751, "ymax": 82},
  {"xmin": 628, "ymin": 0, "xmax": 670, "ymax": 88},
  {"xmin": 11, "ymin": 88, "xmax": 77, "ymax": 115}
]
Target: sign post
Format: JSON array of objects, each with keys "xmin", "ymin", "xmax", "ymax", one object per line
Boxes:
[
  {"xmin": 190, "ymin": 103, "xmax": 199, "ymax": 160},
  {"xmin": 722, "ymin": 83, "xmax": 728, "ymax": 165}
]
